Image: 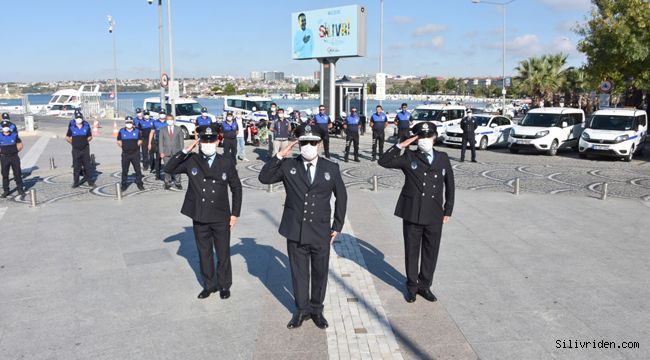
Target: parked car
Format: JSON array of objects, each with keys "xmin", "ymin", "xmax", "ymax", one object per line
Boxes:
[
  {"xmin": 410, "ymin": 104, "xmax": 467, "ymax": 142},
  {"xmin": 444, "ymin": 114, "xmax": 514, "ymax": 150},
  {"xmin": 507, "ymin": 107, "xmax": 585, "ymax": 156},
  {"xmin": 579, "ymin": 109, "xmax": 647, "ymax": 162}
]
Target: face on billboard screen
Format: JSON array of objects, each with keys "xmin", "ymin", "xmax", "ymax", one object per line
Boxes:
[{"xmin": 292, "ymin": 5, "xmax": 367, "ymax": 60}]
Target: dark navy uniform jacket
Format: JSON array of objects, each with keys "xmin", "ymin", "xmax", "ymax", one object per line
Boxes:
[
  {"xmin": 395, "ymin": 111, "xmax": 412, "ymax": 129},
  {"xmin": 117, "ymin": 128, "xmax": 142, "ymax": 153},
  {"xmin": 221, "ymin": 121, "xmax": 238, "ymax": 139},
  {"xmin": 0, "ymin": 132, "xmax": 21, "ymax": 155},
  {"xmin": 164, "ymin": 151, "xmax": 242, "ymax": 224},
  {"xmin": 379, "ymin": 145, "xmax": 455, "ymax": 225},
  {"xmin": 344, "ymin": 114, "xmax": 360, "ymax": 133},
  {"xmin": 66, "ymin": 121, "xmax": 92, "ymax": 150},
  {"xmin": 195, "ymin": 116, "xmax": 212, "ymax": 127},
  {"xmin": 258, "ymin": 155, "xmax": 347, "ymax": 245},
  {"xmin": 460, "ymin": 116, "xmax": 478, "ymax": 137},
  {"xmin": 371, "ymin": 112, "xmax": 388, "ymax": 130}
]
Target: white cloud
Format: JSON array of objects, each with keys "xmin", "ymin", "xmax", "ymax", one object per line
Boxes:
[
  {"xmin": 538, "ymin": 0, "xmax": 591, "ymax": 11},
  {"xmin": 555, "ymin": 20, "xmax": 578, "ymax": 33},
  {"xmin": 392, "ymin": 16, "xmax": 415, "ymax": 24},
  {"xmin": 389, "ymin": 43, "xmax": 408, "ymax": 50},
  {"xmin": 413, "ymin": 24, "xmax": 448, "ymax": 36},
  {"xmin": 413, "ymin": 35, "xmax": 445, "ymax": 50}
]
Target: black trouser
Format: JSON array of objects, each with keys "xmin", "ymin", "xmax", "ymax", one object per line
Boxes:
[
  {"xmin": 287, "ymin": 239, "xmax": 330, "ymax": 315},
  {"xmin": 121, "ymin": 151, "xmax": 143, "ymax": 186},
  {"xmin": 372, "ymin": 128, "xmax": 385, "ymax": 158},
  {"xmin": 461, "ymin": 134, "xmax": 476, "ymax": 161},
  {"xmin": 360, "ymin": 118, "xmax": 366, "ymax": 135},
  {"xmin": 318, "ymin": 124, "xmax": 330, "ymax": 157},
  {"xmin": 222, "ymin": 138, "xmax": 237, "ymax": 164},
  {"xmin": 403, "ymin": 220, "xmax": 443, "ymax": 294},
  {"xmin": 1, "ymin": 154, "xmax": 22, "ymax": 192},
  {"xmin": 397, "ymin": 128, "xmax": 411, "ymax": 143},
  {"xmin": 72, "ymin": 147, "xmax": 93, "ymax": 185},
  {"xmin": 140, "ymin": 130, "xmax": 152, "ymax": 169},
  {"xmin": 193, "ymin": 221, "xmax": 232, "ymax": 291},
  {"xmin": 152, "ymin": 142, "xmax": 162, "ymax": 178},
  {"xmin": 344, "ymin": 131, "xmax": 359, "ymax": 160}
]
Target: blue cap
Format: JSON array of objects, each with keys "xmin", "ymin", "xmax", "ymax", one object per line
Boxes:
[
  {"xmin": 135, "ymin": 108, "xmax": 142, "ymax": 113},
  {"xmin": 74, "ymin": 109, "xmax": 83, "ymax": 118}
]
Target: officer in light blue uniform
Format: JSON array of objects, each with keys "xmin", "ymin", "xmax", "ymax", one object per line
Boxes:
[
  {"xmin": 65, "ymin": 110, "xmax": 95, "ymax": 188},
  {"xmin": 370, "ymin": 105, "xmax": 388, "ymax": 161},
  {"xmin": 0, "ymin": 120, "xmax": 24, "ymax": 197},
  {"xmin": 117, "ymin": 116, "xmax": 145, "ymax": 191},
  {"xmin": 343, "ymin": 108, "xmax": 361, "ymax": 162},
  {"xmin": 149, "ymin": 110, "xmax": 168, "ymax": 180},
  {"xmin": 138, "ymin": 110, "xmax": 155, "ymax": 170},
  {"xmin": 133, "ymin": 108, "xmax": 144, "ymax": 128},
  {"xmin": 1, "ymin": 113, "xmax": 18, "ymax": 135},
  {"xmin": 314, "ymin": 105, "xmax": 332, "ymax": 158},
  {"xmin": 220, "ymin": 111, "xmax": 239, "ymax": 163},
  {"xmin": 194, "ymin": 107, "xmax": 212, "ymax": 139},
  {"xmin": 394, "ymin": 103, "xmax": 412, "ymax": 142}
]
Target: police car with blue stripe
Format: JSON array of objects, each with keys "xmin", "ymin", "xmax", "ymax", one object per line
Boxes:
[
  {"xmin": 143, "ymin": 97, "xmax": 216, "ymax": 140},
  {"xmin": 578, "ymin": 109, "xmax": 647, "ymax": 162},
  {"xmin": 409, "ymin": 104, "xmax": 467, "ymax": 143},
  {"xmin": 444, "ymin": 114, "xmax": 514, "ymax": 150}
]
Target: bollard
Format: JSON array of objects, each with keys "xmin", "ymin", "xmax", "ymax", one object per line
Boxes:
[
  {"xmin": 49, "ymin": 157, "xmax": 56, "ymax": 170},
  {"xmin": 115, "ymin": 182, "xmax": 122, "ymax": 200},
  {"xmin": 29, "ymin": 189, "xmax": 37, "ymax": 207},
  {"xmin": 372, "ymin": 175, "xmax": 378, "ymax": 192},
  {"xmin": 514, "ymin": 177, "xmax": 520, "ymax": 196},
  {"xmin": 267, "ymin": 183, "xmax": 274, "ymax": 193},
  {"xmin": 601, "ymin": 182, "xmax": 608, "ymax": 201}
]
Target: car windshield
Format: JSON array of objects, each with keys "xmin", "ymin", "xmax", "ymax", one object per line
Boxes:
[
  {"xmin": 520, "ymin": 113, "xmax": 560, "ymax": 127},
  {"xmin": 176, "ymin": 103, "xmax": 203, "ymax": 116},
  {"xmin": 475, "ymin": 116, "xmax": 491, "ymax": 126},
  {"xmin": 50, "ymin": 105, "xmax": 63, "ymax": 110},
  {"xmin": 411, "ymin": 109, "xmax": 442, "ymax": 121},
  {"xmin": 250, "ymin": 101, "xmax": 272, "ymax": 112},
  {"xmin": 589, "ymin": 115, "xmax": 634, "ymax": 131}
]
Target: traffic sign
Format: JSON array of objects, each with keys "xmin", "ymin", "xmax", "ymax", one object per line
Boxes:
[
  {"xmin": 160, "ymin": 73, "xmax": 169, "ymax": 88},
  {"xmin": 375, "ymin": 73, "xmax": 386, "ymax": 101},
  {"xmin": 168, "ymin": 80, "xmax": 180, "ymax": 100},
  {"xmin": 598, "ymin": 80, "xmax": 613, "ymax": 93}
]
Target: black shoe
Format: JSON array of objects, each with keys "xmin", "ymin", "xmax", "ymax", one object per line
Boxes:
[
  {"xmin": 354, "ymin": 158, "xmax": 360, "ymax": 162},
  {"xmin": 344, "ymin": 158, "xmax": 349, "ymax": 163},
  {"xmin": 175, "ymin": 183, "xmax": 183, "ymax": 190},
  {"xmin": 459, "ymin": 159, "xmax": 465, "ymax": 162},
  {"xmin": 1, "ymin": 191, "xmax": 8, "ymax": 198},
  {"xmin": 72, "ymin": 183, "xmax": 80, "ymax": 188},
  {"xmin": 405, "ymin": 291, "xmax": 416, "ymax": 303},
  {"xmin": 371, "ymin": 157, "xmax": 376, "ymax": 162},
  {"xmin": 312, "ymin": 313, "xmax": 329, "ymax": 329},
  {"xmin": 17, "ymin": 190, "xmax": 26, "ymax": 196},
  {"xmin": 137, "ymin": 184, "xmax": 145, "ymax": 191},
  {"xmin": 197, "ymin": 289, "xmax": 215, "ymax": 299},
  {"xmin": 88, "ymin": 182, "xmax": 96, "ymax": 188},
  {"xmin": 471, "ymin": 159, "xmax": 478, "ymax": 163},
  {"xmin": 164, "ymin": 183, "xmax": 171, "ymax": 190},
  {"xmin": 417, "ymin": 288, "xmax": 438, "ymax": 302},
  {"xmin": 287, "ymin": 313, "xmax": 311, "ymax": 329},
  {"xmin": 121, "ymin": 184, "xmax": 128, "ymax": 192},
  {"xmin": 219, "ymin": 289, "xmax": 230, "ymax": 299}
]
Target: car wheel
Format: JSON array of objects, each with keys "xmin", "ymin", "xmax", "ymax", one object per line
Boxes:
[
  {"xmin": 180, "ymin": 126, "xmax": 189, "ymax": 140},
  {"xmin": 479, "ymin": 136, "xmax": 488, "ymax": 150},
  {"xmin": 579, "ymin": 153, "xmax": 587, "ymax": 159},
  {"xmin": 624, "ymin": 146, "xmax": 634, "ymax": 162},
  {"xmin": 509, "ymin": 148, "xmax": 519, "ymax": 154},
  {"xmin": 547, "ymin": 140, "xmax": 558, "ymax": 156}
]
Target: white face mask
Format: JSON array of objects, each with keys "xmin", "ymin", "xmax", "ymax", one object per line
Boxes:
[
  {"xmin": 201, "ymin": 143, "xmax": 217, "ymax": 156},
  {"xmin": 300, "ymin": 144, "xmax": 318, "ymax": 161},
  {"xmin": 126, "ymin": 123, "xmax": 133, "ymax": 129},
  {"xmin": 202, "ymin": 112, "xmax": 208, "ymax": 117},
  {"xmin": 166, "ymin": 120, "xmax": 174, "ymax": 126},
  {"xmin": 1, "ymin": 127, "xmax": 9, "ymax": 133},
  {"xmin": 226, "ymin": 117, "xmax": 233, "ymax": 123},
  {"xmin": 418, "ymin": 138, "xmax": 434, "ymax": 153},
  {"xmin": 75, "ymin": 118, "xmax": 83, "ymax": 125},
  {"xmin": 144, "ymin": 115, "xmax": 150, "ymax": 120}
]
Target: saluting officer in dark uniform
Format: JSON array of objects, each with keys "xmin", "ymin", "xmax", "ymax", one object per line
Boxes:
[
  {"xmin": 66, "ymin": 110, "xmax": 95, "ymax": 188},
  {"xmin": 165, "ymin": 125, "xmax": 242, "ymax": 300},
  {"xmin": 117, "ymin": 116, "xmax": 145, "ymax": 191},
  {"xmin": 370, "ymin": 105, "xmax": 388, "ymax": 161},
  {"xmin": 394, "ymin": 103, "xmax": 412, "ymax": 142},
  {"xmin": 148, "ymin": 110, "xmax": 168, "ymax": 179},
  {"xmin": 343, "ymin": 107, "xmax": 361, "ymax": 162},
  {"xmin": 220, "ymin": 111, "xmax": 238, "ymax": 163},
  {"xmin": 138, "ymin": 110, "xmax": 155, "ymax": 170},
  {"xmin": 314, "ymin": 105, "xmax": 332, "ymax": 158},
  {"xmin": 460, "ymin": 109, "xmax": 477, "ymax": 162},
  {"xmin": 0, "ymin": 120, "xmax": 25, "ymax": 198},
  {"xmin": 378, "ymin": 122, "xmax": 455, "ymax": 303},
  {"xmin": 258, "ymin": 124, "xmax": 347, "ymax": 330},
  {"xmin": 1, "ymin": 113, "xmax": 18, "ymax": 134}
]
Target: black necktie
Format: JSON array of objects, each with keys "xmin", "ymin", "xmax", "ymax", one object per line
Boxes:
[{"xmin": 306, "ymin": 163, "xmax": 313, "ymax": 184}]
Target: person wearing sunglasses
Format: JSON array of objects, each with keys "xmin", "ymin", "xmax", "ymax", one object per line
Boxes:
[
  {"xmin": 314, "ymin": 105, "xmax": 332, "ymax": 158},
  {"xmin": 258, "ymin": 123, "xmax": 347, "ymax": 330}
]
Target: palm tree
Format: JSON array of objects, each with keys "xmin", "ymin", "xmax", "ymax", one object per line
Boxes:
[{"xmin": 515, "ymin": 53, "xmax": 569, "ymax": 107}]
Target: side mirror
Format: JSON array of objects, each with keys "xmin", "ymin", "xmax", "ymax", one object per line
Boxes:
[
  {"xmin": 638, "ymin": 125, "xmax": 644, "ymax": 133},
  {"xmin": 490, "ymin": 123, "xmax": 498, "ymax": 128},
  {"xmin": 561, "ymin": 121, "xmax": 568, "ymax": 128},
  {"xmin": 441, "ymin": 116, "xmax": 447, "ymax": 122},
  {"xmin": 251, "ymin": 107, "xmax": 257, "ymax": 112}
]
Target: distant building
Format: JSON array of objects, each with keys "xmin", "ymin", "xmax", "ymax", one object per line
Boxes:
[
  {"xmin": 250, "ymin": 71, "xmax": 263, "ymax": 81},
  {"xmin": 314, "ymin": 71, "xmax": 321, "ymax": 81},
  {"xmin": 263, "ymin": 71, "xmax": 285, "ymax": 82}
]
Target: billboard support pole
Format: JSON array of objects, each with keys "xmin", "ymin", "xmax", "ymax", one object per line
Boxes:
[{"xmin": 318, "ymin": 58, "xmax": 338, "ymax": 119}]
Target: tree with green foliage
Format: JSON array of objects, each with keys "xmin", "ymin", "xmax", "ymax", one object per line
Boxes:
[
  {"xmin": 443, "ymin": 78, "xmax": 457, "ymax": 94},
  {"xmin": 295, "ymin": 82, "xmax": 311, "ymax": 94},
  {"xmin": 515, "ymin": 53, "xmax": 569, "ymax": 107},
  {"xmin": 576, "ymin": 0, "xmax": 650, "ymax": 107},
  {"xmin": 223, "ymin": 83, "xmax": 237, "ymax": 95},
  {"xmin": 420, "ymin": 78, "xmax": 439, "ymax": 94}
]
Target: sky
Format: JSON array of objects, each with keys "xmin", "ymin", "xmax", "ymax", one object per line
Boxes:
[{"xmin": 1, "ymin": 0, "xmax": 593, "ymax": 82}]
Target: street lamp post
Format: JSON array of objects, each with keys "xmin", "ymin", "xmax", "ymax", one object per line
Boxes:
[
  {"xmin": 379, "ymin": 0, "xmax": 384, "ymax": 106},
  {"xmin": 472, "ymin": 0, "xmax": 515, "ymax": 115},
  {"xmin": 107, "ymin": 15, "xmax": 118, "ymax": 117},
  {"xmin": 167, "ymin": 0, "xmax": 176, "ymax": 118},
  {"xmin": 148, "ymin": 0, "xmax": 166, "ymax": 114}
]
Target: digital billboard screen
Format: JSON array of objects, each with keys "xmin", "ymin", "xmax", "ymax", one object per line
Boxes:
[{"xmin": 292, "ymin": 4, "xmax": 367, "ymax": 60}]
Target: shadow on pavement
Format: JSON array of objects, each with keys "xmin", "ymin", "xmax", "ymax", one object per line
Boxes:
[
  {"xmin": 163, "ymin": 227, "xmax": 203, "ymax": 288},
  {"xmin": 231, "ymin": 238, "xmax": 295, "ymax": 314}
]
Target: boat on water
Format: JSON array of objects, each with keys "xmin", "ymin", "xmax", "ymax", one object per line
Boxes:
[{"xmin": 45, "ymin": 84, "xmax": 102, "ymax": 117}]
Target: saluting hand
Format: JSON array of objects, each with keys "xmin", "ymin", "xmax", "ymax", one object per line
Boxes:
[
  {"xmin": 330, "ymin": 231, "xmax": 338, "ymax": 245},
  {"xmin": 185, "ymin": 138, "xmax": 200, "ymax": 153},
  {"xmin": 399, "ymin": 135, "xmax": 419, "ymax": 148},
  {"xmin": 443, "ymin": 216, "xmax": 450, "ymax": 224},
  {"xmin": 278, "ymin": 140, "xmax": 299, "ymax": 158}
]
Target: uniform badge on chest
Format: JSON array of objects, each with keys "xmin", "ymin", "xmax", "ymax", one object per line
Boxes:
[
  {"xmin": 191, "ymin": 168, "xmax": 198, "ymax": 176},
  {"xmin": 442, "ymin": 168, "xmax": 446, "ymax": 177},
  {"xmin": 222, "ymin": 172, "xmax": 227, "ymax": 181},
  {"xmin": 290, "ymin": 167, "xmax": 297, "ymax": 175},
  {"xmin": 410, "ymin": 160, "xmax": 418, "ymax": 170},
  {"xmin": 324, "ymin": 172, "xmax": 331, "ymax": 181}
]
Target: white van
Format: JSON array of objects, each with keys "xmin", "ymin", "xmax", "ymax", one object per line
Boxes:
[
  {"xmin": 223, "ymin": 96, "xmax": 273, "ymax": 123},
  {"xmin": 508, "ymin": 107, "xmax": 585, "ymax": 156},
  {"xmin": 143, "ymin": 97, "xmax": 216, "ymax": 139},
  {"xmin": 410, "ymin": 104, "xmax": 467, "ymax": 142},
  {"xmin": 579, "ymin": 109, "xmax": 647, "ymax": 162}
]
